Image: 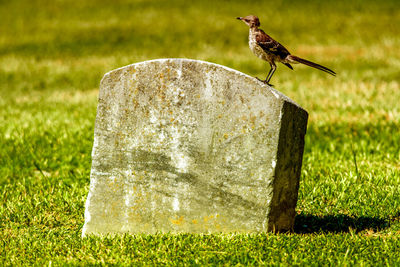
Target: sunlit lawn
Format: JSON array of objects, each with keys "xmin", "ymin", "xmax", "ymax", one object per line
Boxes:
[{"xmin": 1, "ymin": 0, "xmax": 399, "ymax": 265}]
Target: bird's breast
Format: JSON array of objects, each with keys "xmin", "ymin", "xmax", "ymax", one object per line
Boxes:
[
  {"xmin": 248, "ymin": 32, "xmax": 271, "ymax": 62},
  {"xmin": 249, "ymin": 39, "xmax": 268, "ymax": 61}
]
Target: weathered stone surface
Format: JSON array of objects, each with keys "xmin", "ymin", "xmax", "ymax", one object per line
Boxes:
[{"xmin": 82, "ymin": 58, "xmax": 308, "ymax": 236}]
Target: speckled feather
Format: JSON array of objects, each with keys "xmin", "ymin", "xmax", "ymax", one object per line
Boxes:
[{"xmin": 249, "ymin": 27, "xmax": 293, "ymax": 69}]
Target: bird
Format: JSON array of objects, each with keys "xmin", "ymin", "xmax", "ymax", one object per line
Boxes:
[{"xmin": 237, "ymin": 15, "xmax": 336, "ymax": 86}]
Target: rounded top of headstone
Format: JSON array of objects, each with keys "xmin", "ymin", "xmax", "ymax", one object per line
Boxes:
[{"xmin": 103, "ymin": 58, "xmax": 304, "ymax": 110}]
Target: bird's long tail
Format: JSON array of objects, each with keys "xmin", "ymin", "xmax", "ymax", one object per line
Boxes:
[{"xmin": 288, "ymin": 55, "xmax": 336, "ymax": 76}]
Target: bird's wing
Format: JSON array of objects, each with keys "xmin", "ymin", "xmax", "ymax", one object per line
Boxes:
[{"xmin": 255, "ymin": 30, "xmax": 291, "ymax": 60}]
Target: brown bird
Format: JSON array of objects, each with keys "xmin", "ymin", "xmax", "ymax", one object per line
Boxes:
[{"xmin": 237, "ymin": 15, "xmax": 336, "ymax": 86}]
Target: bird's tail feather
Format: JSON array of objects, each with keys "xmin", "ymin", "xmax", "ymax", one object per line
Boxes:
[{"xmin": 288, "ymin": 55, "xmax": 336, "ymax": 76}]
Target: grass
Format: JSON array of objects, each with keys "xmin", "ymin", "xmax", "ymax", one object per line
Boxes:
[{"xmin": 1, "ymin": 0, "xmax": 400, "ymax": 265}]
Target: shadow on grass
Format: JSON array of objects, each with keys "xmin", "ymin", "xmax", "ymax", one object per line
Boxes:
[{"xmin": 294, "ymin": 213, "xmax": 390, "ymax": 234}]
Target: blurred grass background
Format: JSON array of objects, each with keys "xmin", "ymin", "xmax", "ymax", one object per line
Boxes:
[{"xmin": 1, "ymin": 0, "xmax": 399, "ymax": 265}]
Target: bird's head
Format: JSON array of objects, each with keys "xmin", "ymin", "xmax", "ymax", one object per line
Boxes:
[{"xmin": 236, "ymin": 15, "xmax": 260, "ymax": 28}]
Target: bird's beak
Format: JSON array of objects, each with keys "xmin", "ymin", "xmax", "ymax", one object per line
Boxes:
[{"xmin": 236, "ymin": 17, "xmax": 243, "ymax": 20}]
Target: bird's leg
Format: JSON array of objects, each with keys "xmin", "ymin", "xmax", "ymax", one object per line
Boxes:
[
  {"xmin": 256, "ymin": 63, "xmax": 275, "ymax": 86},
  {"xmin": 264, "ymin": 63, "xmax": 276, "ymax": 86},
  {"xmin": 256, "ymin": 66, "xmax": 272, "ymax": 83},
  {"xmin": 256, "ymin": 77, "xmax": 265, "ymax": 83}
]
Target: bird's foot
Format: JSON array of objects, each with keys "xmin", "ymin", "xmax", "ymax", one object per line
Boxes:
[{"xmin": 256, "ymin": 77, "xmax": 273, "ymax": 87}]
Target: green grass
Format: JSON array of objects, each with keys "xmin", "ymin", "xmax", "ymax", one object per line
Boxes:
[{"xmin": 1, "ymin": 0, "xmax": 400, "ymax": 265}]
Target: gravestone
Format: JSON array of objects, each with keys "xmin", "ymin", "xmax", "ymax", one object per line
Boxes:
[{"xmin": 82, "ymin": 58, "xmax": 308, "ymax": 236}]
